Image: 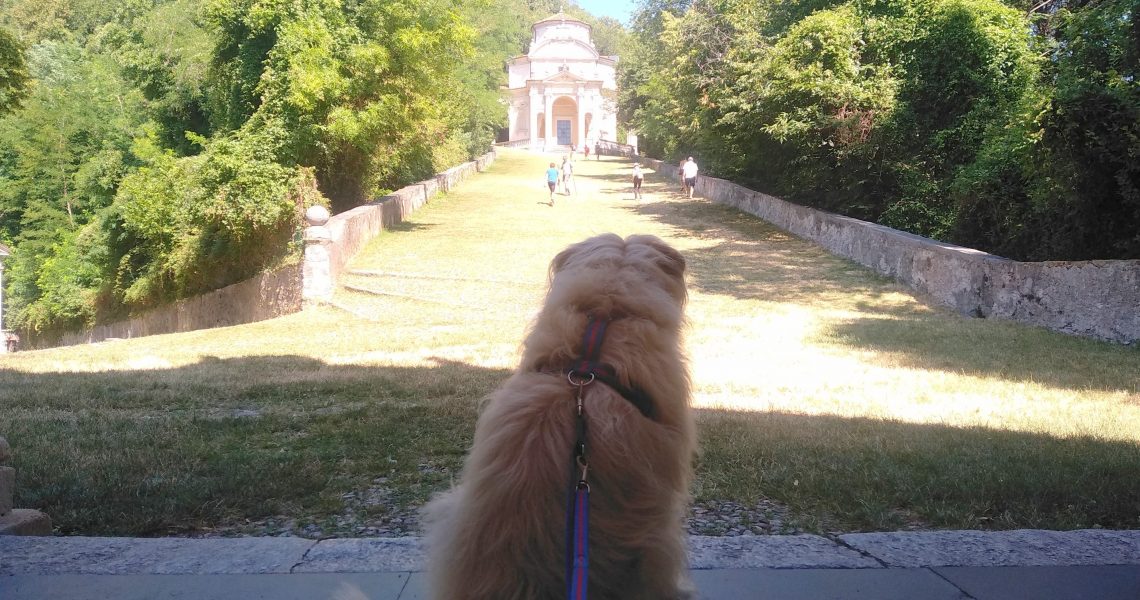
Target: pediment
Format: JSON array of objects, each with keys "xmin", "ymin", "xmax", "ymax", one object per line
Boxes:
[{"xmin": 541, "ymin": 70, "xmax": 590, "ymax": 84}]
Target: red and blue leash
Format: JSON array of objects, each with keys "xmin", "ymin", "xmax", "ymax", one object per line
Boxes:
[{"xmin": 565, "ymin": 318, "xmax": 610, "ymax": 600}]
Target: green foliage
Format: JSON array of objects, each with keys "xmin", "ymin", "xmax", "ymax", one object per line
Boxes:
[
  {"xmin": 18, "ymin": 221, "xmax": 107, "ymax": 333},
  {"xmin": 0, "ymin": 39, "xmax": 145, "ymax": 331},
  {"xmin": 95, "ymin": 0, "xmax": 213, "ymax": 155},
  {"xmin": 949, "ymin": 0, "xmax": 1139, "ymax": 260},
  {"xmin": 622, "ymin": 0, "xmax": 1139, "ymax": 260},
  {"xmin": 201, "ymin": 0, "xmax": 480, "ymax": 210},
  {"xmin": 720, "ymin": 4, "xmax": 900, "ymax": 214},
  {"xmin": 874, "ymin": 0, "xmax": 1040, "ymax": 239},
  {"xmin": 2, "ymin": 0, "xmax": 545, "ymax": 339},
  {"xmin": 109, "ymin": 124, "xmax": 308, "ymax": 309},
  {"xmin": 0, "ymin": 27, "xmax": 30, "ymax": 114}
]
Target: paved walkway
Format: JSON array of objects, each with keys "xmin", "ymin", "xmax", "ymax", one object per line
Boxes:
[{"xmin": 3, "ymin": 530, "xmax": 1139, "ymax": 599}]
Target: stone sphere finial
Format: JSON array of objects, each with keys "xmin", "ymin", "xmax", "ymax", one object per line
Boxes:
[{"xmin": 305, "ymin": 205, "xmax": 330, "ymax": 227}]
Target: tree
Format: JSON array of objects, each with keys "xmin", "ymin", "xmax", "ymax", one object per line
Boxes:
[
  {"xmin": 0, "ymin": 39, "xmax": 146, "ymax": 330},
  {"xmin": 202, "ymin": 0, "xmax": 479, "ymax": 210},
  {"xmin": 0, "ymin": 27, "xmax": 30, "ymax": 114},
  {"xmin": 622, "ymin": 0, "xmax": 1138, "ymax": 259}
]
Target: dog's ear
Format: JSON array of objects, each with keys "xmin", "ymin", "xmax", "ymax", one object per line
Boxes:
[
  {"xmin": 550, "ymin": 233, "xmax": 623, "ymax": 279},
  {"xmin": 549, "ymin": 244, "xmax": 576, "ymax": 279},
  {"xmin": 640, "ymin": 236, "xmax": 686, "ymax": 282}
]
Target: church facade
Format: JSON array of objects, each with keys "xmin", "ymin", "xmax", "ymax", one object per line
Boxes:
[{"xmin": 506, "ymin": 13, "xmax": 618, "ymax": 150}]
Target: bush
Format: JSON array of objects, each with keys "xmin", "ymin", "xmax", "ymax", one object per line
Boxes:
[{"xmin": 111, "ymin": 123, "xmax": 321, "ymax": 310}]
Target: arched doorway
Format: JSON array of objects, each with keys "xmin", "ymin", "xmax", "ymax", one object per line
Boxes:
[{"xmin": 551, "ymin": 96, "xmax": 578, "ymax": 147}]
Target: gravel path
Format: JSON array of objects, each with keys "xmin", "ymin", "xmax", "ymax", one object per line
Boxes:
[{"xmin": 194, "ymin": 494, "xmax": 804, "ymax": 539}]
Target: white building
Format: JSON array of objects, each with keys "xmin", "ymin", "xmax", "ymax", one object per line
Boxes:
[{"xmin": 506, "ymin": 12, "xmax": 618, "ymax": 151}]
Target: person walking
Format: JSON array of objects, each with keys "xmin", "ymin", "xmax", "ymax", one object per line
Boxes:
[
  {"xmin": 561, "ymin": 155, "xmax": 575, "ymax": 195},
  {"xmin": 682, "ymin": 156, "xmax": 699, "ymax": 199},
  {"xmin": 546, "ymin": 162, "xmax": 560, "ymax": 205},
  {"xmin": 632, "ymin": 163, "xmax": 644, "ymax": 202},
  {"xmin": 594, "ymin": 141, "xmax": 601, "ymax": 160},
  {"xmin": 677, "ymin": 159, "xmax": 687, "ymax": 194}
]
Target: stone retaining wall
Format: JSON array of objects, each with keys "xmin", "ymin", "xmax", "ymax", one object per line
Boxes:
[
  {"xmin": 42, "ymin": 149, "xmax": 497, "ymax": 348},
  {"xmin": 53, "ymin": 263, "xmax": 303, "ymax": 348},
  {"xmin": 302, "ymin": 149, "xmax": 496, "ymax": 302},
  {"xmin": 640, "ymin": 157, "xmax": 1140, "ymax": 345}
]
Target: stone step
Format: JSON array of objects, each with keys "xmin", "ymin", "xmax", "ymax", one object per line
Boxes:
[{"xmin": 0, "ymin": 508, "xmax": 52, "ymax": 536}]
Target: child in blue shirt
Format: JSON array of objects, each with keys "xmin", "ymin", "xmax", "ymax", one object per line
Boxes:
[{"xmin": 546, "ymin": 162, "xmax": 559, "ymax": 205}]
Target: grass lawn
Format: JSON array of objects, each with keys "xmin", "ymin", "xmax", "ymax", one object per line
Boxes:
[{"xmin": 2, "ymin": 149, "xmax": 1138, "ymax": 537}]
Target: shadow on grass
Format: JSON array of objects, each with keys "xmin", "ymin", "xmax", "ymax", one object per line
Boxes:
[
  {"xmin": 822, "ymin": 314, "xmax": 1140, "ymax": 394},
  {"xmin": 626, "ymin": 196, "xmax": 908, "ymax": 306},
  {"xmin": 577, "ymin": 171, "xmax": 639, "ymax": 185},
  {"xmin": 0, "ymin": 355, "xmax": 510, "ymax": 537},
  {"xmin": 1, "ymin": 354, "xmax": 1138, "ymax": 537},
  {"xmin": 625, "ymin": 193, "xmax": 1140, "ymax": 392},
  {"xmin": 697, "ymin": 408, "xmax": 1140, "ymax": 532},
  {"xmin": 382, "ymin": 221, "xmax": 433, "ymax": 233}
]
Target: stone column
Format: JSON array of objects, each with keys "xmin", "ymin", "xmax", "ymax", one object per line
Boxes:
[
  {"xmin": 528, "ymin": 92, "xmax": 539, "ymax": 150},
  {"xmin": 0, "ymin": 436, "xmax": 53, "ymax": 535},
  {"xmin": 544, "ymin": 93, "xmax": 554, "ymax": 150},
  {"xmin": 302, "ymin": 205, "xmax": 333, "ymax": 305},
  {"xmin": 576, "ymin": 88, "xmax": 586, "ymax": 149}
]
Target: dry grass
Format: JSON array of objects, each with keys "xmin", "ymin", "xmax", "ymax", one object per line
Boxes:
[{"xmin": 1, "ymin": 149, "xmax": 1137, "ymax": 536}]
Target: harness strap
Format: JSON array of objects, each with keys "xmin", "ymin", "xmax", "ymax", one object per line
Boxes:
[
  {"xmin": 568, "ymin": 319, "xmax": 655, "ymax": 420},
  {"xmin": 569, "ymin": 318, "xmax": 609, "ymax": 377}
]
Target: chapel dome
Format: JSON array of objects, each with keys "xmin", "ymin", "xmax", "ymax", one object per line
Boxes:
[{"xmin": 533, "ymin": 11, "xmax": 591, "ymax": 31}]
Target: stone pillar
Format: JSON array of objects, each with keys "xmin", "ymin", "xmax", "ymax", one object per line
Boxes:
[
  {"xmin": 302, "ymin": 205, "xmax": 334, "ymax": 304},
  {"xmin": 544, "ymin": 93, "xmax": 554, "ymax": 151},
  {"xmin": 528, "ymin": 93, "xmax": 539, "ymax": 150},
  {"xmin": 0, "ymin": 436, "xmax": 53, "ymax": 535},
  {"xmin": 576, "ymin": 91, "xmax": 586, "ymax": 150}
]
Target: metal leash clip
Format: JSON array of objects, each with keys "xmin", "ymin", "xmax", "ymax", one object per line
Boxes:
[{"xmin": 567, "ymin": 371, "xmax": 595, "ymax": 416}]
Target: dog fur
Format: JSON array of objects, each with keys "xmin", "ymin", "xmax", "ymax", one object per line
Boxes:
[{"xmin": 423, "ymin": 233, "xmax": 697, "ymax": 600}]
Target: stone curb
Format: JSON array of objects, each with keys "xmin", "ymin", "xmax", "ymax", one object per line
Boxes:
[
  {"xmin": 2, "ymin": 530, "xmax": 1138, "ymax": 577},
  {"xmin": 840, "ymin": 529, "xmax": 1140, "ymax": 568}
]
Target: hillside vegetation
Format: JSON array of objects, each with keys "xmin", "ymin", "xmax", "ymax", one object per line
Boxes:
[
  {"xmin": 0, "ymin": 0, "xmax": 626, "ymax": 342},
  {"xmin": 622, "ymin": 0, "xmax": 1139, "ymax": 262}
]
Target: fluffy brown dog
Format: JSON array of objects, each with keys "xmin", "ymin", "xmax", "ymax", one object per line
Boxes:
[{"xmin": 423, "ymin": 233, "xmax": 697, "ymax": 600}]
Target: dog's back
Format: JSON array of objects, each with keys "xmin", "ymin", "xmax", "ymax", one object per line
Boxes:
[{"xmin": 423, "ymin": 234, "xmax": 696, "ymax": 600}]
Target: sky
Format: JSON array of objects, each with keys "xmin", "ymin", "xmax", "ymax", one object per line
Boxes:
[{"xmin": 574, "ymin": 0, "xmax": 638, "ymax": 24}]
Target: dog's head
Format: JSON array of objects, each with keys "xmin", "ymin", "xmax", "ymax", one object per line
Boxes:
[
  {"xmin": 546, "ymin": 233, "xmax": 687, "ymax": 324},
  {"xmin": 521, "ymin": 234, "xmax": 688, "ymax": 377}
]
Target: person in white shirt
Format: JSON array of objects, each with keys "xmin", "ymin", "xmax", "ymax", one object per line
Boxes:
[
  {"xmin": 561, "ymin": 155, "xmax": 574, "ymax": 195},
  {"xmin": 682, "ymin": 157, "xmax": 699, "ymax": 199},
  {"xmin": 632, "ymin": 163, "xmax": 644, "ymax": 201}
]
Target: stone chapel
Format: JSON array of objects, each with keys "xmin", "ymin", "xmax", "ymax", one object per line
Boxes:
[{"xmin": 506, "ymin": 12, "xmax": 618, "ymax": 150}]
